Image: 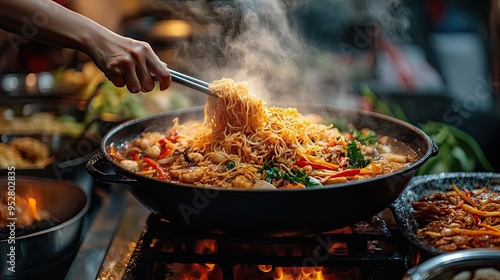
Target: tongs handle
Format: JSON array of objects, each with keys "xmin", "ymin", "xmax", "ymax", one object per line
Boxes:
[{"xmin": 169, "ymin": 69, "xmax": 218, "ymax": 98}]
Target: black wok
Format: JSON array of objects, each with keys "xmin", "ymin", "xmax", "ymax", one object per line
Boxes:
[{"xmin": 86, "ymin": 103, "xmax": 438, "ymax": 237}]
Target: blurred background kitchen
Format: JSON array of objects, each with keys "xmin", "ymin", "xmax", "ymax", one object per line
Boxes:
[{"xmin": 1, "ymin": 0, "xmax": 499, "ymax": 176}]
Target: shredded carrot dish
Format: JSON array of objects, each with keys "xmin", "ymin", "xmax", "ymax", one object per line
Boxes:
[
  {"xmin": 110, "ymin": 78, "xmax": 417, "ymax": 189},
  {"xmin": 412, "ymin": 184, "xmax": 500, "ymax": 251}
]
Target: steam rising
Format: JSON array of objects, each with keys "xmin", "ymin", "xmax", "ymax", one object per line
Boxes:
[{"xmin": 161, "ymin": 0, "xmax": 409, "ymax": 105}]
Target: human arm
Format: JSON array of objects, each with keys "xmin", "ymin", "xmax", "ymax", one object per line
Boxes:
[{"xmin": 0, "ymin": 0, "xmax": 171, "ymax": 93}]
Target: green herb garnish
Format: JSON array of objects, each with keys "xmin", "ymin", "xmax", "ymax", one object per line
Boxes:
[
  {"xmin": 347, "ymin": 141, "xmax": 371, "ymax": 168},
  {"xmin": 351, "ymin": 129, "xmax": 378, "ymax": 145},
  {"xmin": 260, "ymin": 163, "xmax": 320, "ymax": 188},
  {"xmin": 226, "ymin": 160, "xmax": 236, "ymax": 170}
]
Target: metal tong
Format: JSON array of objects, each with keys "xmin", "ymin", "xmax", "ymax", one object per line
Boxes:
[{"xmin": 169, "ymin": 69, "xmax": 218, "ymax": 98}]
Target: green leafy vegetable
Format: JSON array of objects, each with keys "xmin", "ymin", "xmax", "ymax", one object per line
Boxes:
[
  {"xmin": 285, "ymin": 169, "xmax": 321, "ymax": 187},
  {"xmin": 350, "ymin": 129, "xmax": 378, "ymax": 145},
  {"xmin": 260, "ymin": 163, "xmax": 321, "ymax": 188},
  {"xmin": 346, "ymin": 141, "xmax": 371, "ymax": 168},
  {"xmin": 261, "ymin": 164, "xmax": 281, "ymax": 182},
  {"xmin": 358, "ymin": 82, "xmax": 495, "ymax": 174},
  {"xmin": 226, "ymin": 161, "xmax": 236, "ymax": 170},
  {"xmin": 417, "ymin": 121, "xmax": 494, "ymax": 174},
  {"xmin": 324, "ymin": 118, "xmax": 378, "ymax": 145}
]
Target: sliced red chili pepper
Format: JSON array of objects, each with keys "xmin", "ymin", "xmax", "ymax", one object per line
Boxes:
[
  {"xmin": 159, "ymin": 131, "xmax": 178, "ymax": 146},
  {"xmin": 156, "ymin": 147, "xmax": 172, "ymax": 160},
  {"xmin": 143, "ymin": 158, "xmax": 168, "ymax": 180},
  {"xmin": 167, "ymin": 131, "xmax": 178, "ymax": 142},
  {"xmin": 130, "ymin": 151, "xmax": 141, "ymax": 160},
  {"xmin": 296, "ymin": 160, "xmax": 338, "ymax": 171},
  {"xmin": 328, "ymin": 168, "xmax": 361, "ymax": 179},
  {"xmin": 158, "ymin": 139, "xmax": 165, "ymax": 146},
  {"xmin": 473, "ymin": 214, "xmax": 482, "ymax": 225}
]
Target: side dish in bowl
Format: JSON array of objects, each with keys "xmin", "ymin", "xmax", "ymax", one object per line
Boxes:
[{"xmin": 391, "ymin": 172, "xmax": 500, "ymax": 255}]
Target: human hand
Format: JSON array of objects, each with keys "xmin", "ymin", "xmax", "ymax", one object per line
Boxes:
[{"xmin": 89, "ymin": 33, "xmax": 171, "ymax": 93}]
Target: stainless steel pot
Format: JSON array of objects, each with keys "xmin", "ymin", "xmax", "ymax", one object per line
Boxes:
[
  {"xmin": 0, "ymin": 176, "xmax": 89, "ymax": 278},
  {"xmin": 403, "ymin": 249, "xmax": 500, "ymax": 280}
]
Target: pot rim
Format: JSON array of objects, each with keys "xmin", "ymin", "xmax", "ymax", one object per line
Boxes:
[
  {"xmin": 0, "ymin": 176, "xmax": 90, "ymax": 241},
  {"xmin": 406, "ymin": 249, "xmax": 500, "ymax": 280}
]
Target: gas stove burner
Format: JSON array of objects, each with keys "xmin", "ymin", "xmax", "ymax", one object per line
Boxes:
[{"xmin": 123, "ymin": 214, "xmax": 407, "ymax": 280}]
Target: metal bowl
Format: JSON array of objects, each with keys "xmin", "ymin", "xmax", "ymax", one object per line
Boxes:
[
  {"xmin": 0, "ymin": 176, "xmax": 89, "ymax": 278},
  {"xmin": 403, "ymin": 249, "xmax": 500, "ymax": 280}
]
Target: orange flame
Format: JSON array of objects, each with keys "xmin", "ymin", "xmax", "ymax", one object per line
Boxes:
[
  {"xmin": 182, "ymin": 237, "xmax": 357, "ymax": 280},
  {"xmin": 195, "ymin": 239, "xmax": 217, "ymax": 254},
  {"xmin": 182, "ymin": 263, "xmax": 218, "ymax": 280},
  {"xmin": 7, "ymin": 195, "xmax": 50, "ymax": 227},
  {"xmin": 273, "ymin": 266, "xmax": 325, "ymax": 280},
  {"xmin": 258, "ymin": 265, "xmax": 273, "ymax": 273},
  {"xmin": 27, "ymin": 197, "xmax": 41, "ymax": 221},
  {"xmin": 182, "ymin": 240, "xmax": 219, "ymax": 280}
]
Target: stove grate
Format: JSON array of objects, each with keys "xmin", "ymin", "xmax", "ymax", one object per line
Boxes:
[{"xmin": 123, "ymin": 214, "xmax": 407, "ymax": 280}]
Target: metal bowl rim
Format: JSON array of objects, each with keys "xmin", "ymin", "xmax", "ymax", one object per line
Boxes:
[
  {"xmin": 408, "ymin": 249, "xmax": 500, "ymax": 279},
  {"xmin": 0, "ymin": 176, "xmax": 90, "ymax": 241}
]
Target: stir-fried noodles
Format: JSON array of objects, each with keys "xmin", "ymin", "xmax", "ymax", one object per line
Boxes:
[
  {"xmin": 412, "ymin": 184, "xmax": 500, "ymax": 251},
  {"xmin": 110, "ymin": 78, "xmax": 417, "ymax": 189}
]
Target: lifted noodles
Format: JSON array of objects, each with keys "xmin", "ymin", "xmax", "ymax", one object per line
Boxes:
[{"xmin": 111, "ymin": 78, "xmax": 416, "ymax": 189}]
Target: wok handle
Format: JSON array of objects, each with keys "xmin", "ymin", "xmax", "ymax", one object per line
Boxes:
[
  {"xmin": 430, "ymin": 140, "xmax": 439, "ymax": 157},
  {"xmin": 86, "ymin": 151, "xmax": 137, "ymax": 184}
]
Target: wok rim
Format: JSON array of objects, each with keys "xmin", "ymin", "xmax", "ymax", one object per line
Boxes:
[
  {"xmin": 100, "ymin": 103, "xmax": 436, "ymax": 192},
  {"xmin": 0, "ymin": 176, "xmax": 89, "ymax": 241}
]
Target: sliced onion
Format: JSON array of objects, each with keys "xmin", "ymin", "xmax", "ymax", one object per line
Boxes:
[{"xmin": 253, "ymin": 180, "xmax": 277, "ymax": 190}]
